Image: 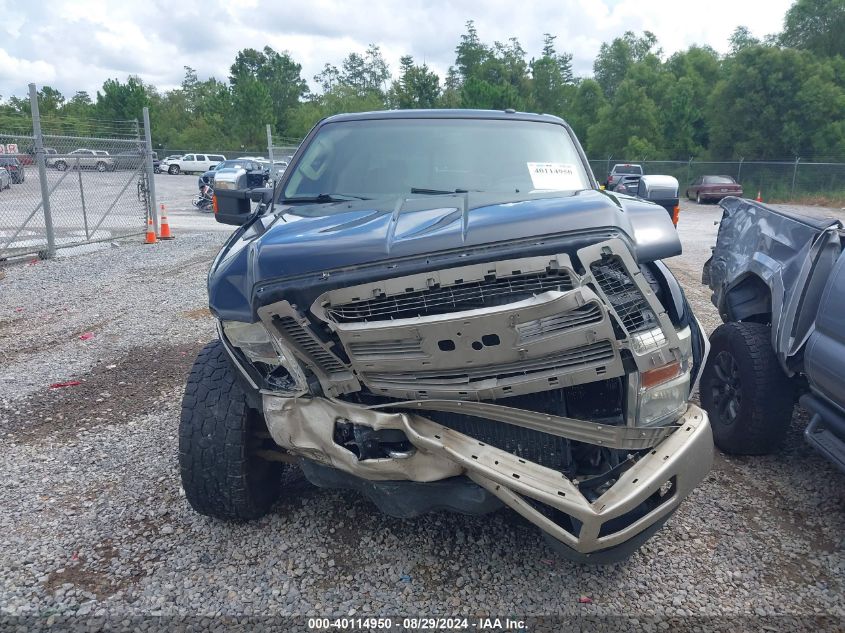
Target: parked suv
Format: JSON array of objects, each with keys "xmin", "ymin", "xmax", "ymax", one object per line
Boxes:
[
  {"xmin": 161, "ymin": 153, "xmax": 226, "ymax": 175},
  {"xmin": 0, "ymin": 156, "xmax": 25, "ymax": 183},
  {"xmin": 48, "ymin": 148, "xmax": 115, "ymax": 172},
  {"xmin": 702, "ymin": 197, "xmax": 845, "ymax": 471},
  {"xmin": 180, "ymin": 110, "xmax": 713, "ymax": 563}
]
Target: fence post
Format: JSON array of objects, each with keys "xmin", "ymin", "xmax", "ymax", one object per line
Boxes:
[
  {"xmin": 266, "ymin": 125, "xmax": 277, "ymax": 179},
  {"xmin": 737, "ymin": 157, "xmax": 744, "ymax": 182},
  {"xmin": 791, "ymin": 156, "xmax": 801, "ymax": 197},
  {"xmin": 77, "ymin": 158, "xmax": 89, "ymax": 240},
  {"xmin": 686, "ymin": 157, "xmax": 693, "ymax": 184},
  {"xmin": 29, "ymin": 83, "xmax": 56, "ymax": 259},
  {"xmin": 606, "ymin": 155, "xmax": 612, "ymax": 180},
  {"xmin": 142, "ymin": 108, "xmax": 159, "ymax": 233}
]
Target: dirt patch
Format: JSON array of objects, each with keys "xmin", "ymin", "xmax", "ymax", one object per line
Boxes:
[
  {"xmin": 0, "ymin": 340, "xmax": 208, "ymax": 443},
  {"xmin": 43, "ymin": 539, "xmax": 146, "ymax": 599},
  {"xmin": 181, "ymin": 307, "xmax": 211, "ymax": 320},
  {"xmin": 44, "ymin": 556, "xmax": 115, "ymax": 599},
  {"xmin": 158, "ymin": 252, "xmax": 216, "ymax": 277}
]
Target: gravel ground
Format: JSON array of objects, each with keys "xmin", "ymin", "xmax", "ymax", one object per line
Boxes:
[{"xmin": 1, "ymin": 195, "xmax": 844, "ymax": 629}]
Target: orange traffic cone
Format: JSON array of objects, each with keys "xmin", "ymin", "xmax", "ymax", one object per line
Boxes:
[
  {"xmin": 756, "ymin": 190, "xmax": 763, "ymax": 202},
  {"xmin": 158, "ymin": 203, "xmax": 174, "ymax": 240},
  {"xmin": 144, "ymin": 212, "xmax": 157, "ymax": 244}
]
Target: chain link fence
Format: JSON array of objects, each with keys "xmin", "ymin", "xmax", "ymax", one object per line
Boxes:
[
  {"xmin": 0, "ymin": 85, "xmax": 156, "ymax": 260},
  {"xmin": 266, "ymin": 126, "xmax": 300, "ymax": 181},
  {"xmin": 589, "ymin": 158, "xmax": 845, "ymax": 201},
  {"xmin": 152, "ymin": 128, "xmax": 301, "ymax": 184}
]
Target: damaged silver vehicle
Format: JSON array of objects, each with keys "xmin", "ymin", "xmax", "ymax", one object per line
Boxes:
[
  {"xmin": 180, "ymin": 110, "xmax": 713, "ymax": 563},
  {"xmin": 702, "ymin": 197, "xmax": 845, "ymax": 472}
]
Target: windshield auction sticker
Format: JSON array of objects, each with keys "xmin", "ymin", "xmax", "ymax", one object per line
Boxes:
[{"xmin": 527, "ymin": 162, "xmax": 580, "ymax": 190}]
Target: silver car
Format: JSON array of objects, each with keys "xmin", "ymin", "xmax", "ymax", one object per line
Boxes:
[
  {"xmin": 47, "ymin": 148, "xmax": 115, "ymax": 172},
  {"xmin": 0, "ymin": 167, "xmax": 11, "ymax": 190}
]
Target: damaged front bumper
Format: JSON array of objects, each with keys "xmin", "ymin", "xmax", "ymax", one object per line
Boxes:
[{"xmin": 262, "ymin": 394, "xmax": 712, "ymax": 561}]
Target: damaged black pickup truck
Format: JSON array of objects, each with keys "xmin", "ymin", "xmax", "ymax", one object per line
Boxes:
[
  {"xmin": 180, "ymin": 110, "xmax": 713, "ymax": 563},
  {"xmin": 702, "ymin": 197, "xmax": 845, "ymax": 471}
]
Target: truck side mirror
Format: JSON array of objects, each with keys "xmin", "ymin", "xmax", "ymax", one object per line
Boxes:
[
  {"xmin": 214, "ymin": 188, "xmax": 254, "ymax": 226},
  {"xmin": 249, "ymin": 187, "xmax": 274, "ymax": 204}
]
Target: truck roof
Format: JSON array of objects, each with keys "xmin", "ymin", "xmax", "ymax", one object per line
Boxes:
[{"xmin": 321, "ymin": 109, "xmax": 570, "ymax": 127}]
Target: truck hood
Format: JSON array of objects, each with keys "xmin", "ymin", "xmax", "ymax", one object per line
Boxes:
[{"xmin": 209, "ymin": 189, "xmax": 681, "ymax": 321}]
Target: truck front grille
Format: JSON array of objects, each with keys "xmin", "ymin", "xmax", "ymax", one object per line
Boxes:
[
  {"xmin": 515, "ymin": 303, "xmax": 603, "ymax": 342},
  {"xmin": 363, "ymin": 341, "xmax": 614, "ymax": 389},
  {"xmin": 590, "ymin": 257, "xmax": 659, "ymax": 334},
  {"xmin": 275, "ymin": 316, "xmax": 347, "ymax": 374},
  {"xmin": 327, "ymin": 270, "xmax": 574, "ymax": 322},
  {"xmin": 347, "ymin": 338, "xmax": 425, "ymax": 359}
]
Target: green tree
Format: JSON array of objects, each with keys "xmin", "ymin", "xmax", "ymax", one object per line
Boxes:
[
  {"xmin": 707, "ymin": 46, "xmax": 845, "ymax": 159},
  {"xmin": 96, "ymin": 76, "xmax": 151, "ymax": 121},
  {"xmin": 728, "ymin": 26, "xmax": 761, "ymax": 54},
  {"xmin": 593, "ymin": 31, "xmax": 661, "ymax": 98},
  {"xmin": 439, "ymin": 67, "xmax": 462, "ymax": 108},
  {"xmin": 313, "ymin": 63, "xmax": 341, "ymax": 93},
  {"xmin": 586, "ymin": 79, "xmax": 663, "ymax": 157},
  {"xmin": 231, "ymin": 78, "xmax": 273, "ymax": 149},
  {"xmin": 230, "ymin": 46, "xmax": 308, "ymax": 133},
  {"xmin": 455, "ymin": 20, "xmax": 490, "ymax": 81},
  {"xmin": 340, "ymin": 44, "xmax": 390, "ymax": 100},
  {"xmin": 388, "ymin": 56, "xmax": 441, "ymax": 109},
  {"xmin": 37, "ymin": 86, "xmax": 65, "ymax": 114},
  {"xmin": 530, "ymin": 34, "xmax": 574, "ymax": 115},
  {"xmin": 781, "ymin": 0, "xmax": 845, "ymax": 58},
  {"xmin": 565, "ymin": 79, "xmax": 607, "ymax": 144},
  {"xmin": 662, "ymin": 76, "xmax": 703, "ymax": 158},
  {"xmin": 457, "ymin": 33, "xmax": 530, "ymax": 110}
]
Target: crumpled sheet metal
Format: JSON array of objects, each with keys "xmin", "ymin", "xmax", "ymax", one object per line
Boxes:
[
  {"xmin": 706, "ymin": 196, "xmax": 842, "ymax": 369},
  {"xmin": 261, "ymin": 392, "xmax": 713, "ymax": 554}
]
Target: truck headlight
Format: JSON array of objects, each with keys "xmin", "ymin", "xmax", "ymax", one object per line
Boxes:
[
  {"xmin": 638, "ymin": 370, "xmax": 690, "ymax": 427},
  {"xmin": 635, "ymin": 354, "xmax": 692, "ymax": 427},
  {"xmin": 222, "ymin": 320, "xmax": 308, "ymax": 391},
  {"xmin": 222, "ymin": 321, "xmax": 277, "ymax": 364}
]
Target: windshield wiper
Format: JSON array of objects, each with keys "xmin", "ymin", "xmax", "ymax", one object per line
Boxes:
[
  {"xmin": 282, "ymin": 193, "xmax": 371, "ymax": 203},
  {"xmin": 410, "ymin": 187, "xmax": 477, "ymax": 195}
]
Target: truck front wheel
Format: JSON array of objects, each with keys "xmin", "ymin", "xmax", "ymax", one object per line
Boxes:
[
  {"xmin": 700, "ymin": 322, "xmax": 794, "ymax": 455},
  {"xmin": 179, "ymin": 340, "xmax": 282, "ymax": 520}
]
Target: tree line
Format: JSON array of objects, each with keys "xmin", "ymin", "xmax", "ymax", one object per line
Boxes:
[{"xmin": 1, "ymin": 0, "xmax": 843, "ymax": 161}]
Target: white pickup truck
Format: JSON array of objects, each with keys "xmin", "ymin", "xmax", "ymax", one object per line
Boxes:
[{"xmin": 161, "ymin": 153, "xmax": 226, "ymax": 175}]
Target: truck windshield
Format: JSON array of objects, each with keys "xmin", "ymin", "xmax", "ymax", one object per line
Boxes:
[{"xmin": 283, "ymin": 118, "xmax": 591, "ymax": 202}]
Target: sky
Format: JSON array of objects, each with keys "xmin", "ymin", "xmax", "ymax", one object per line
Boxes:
[{"xmin": 0, "ymin": 0, "xmax": 795, "ymax": 100}]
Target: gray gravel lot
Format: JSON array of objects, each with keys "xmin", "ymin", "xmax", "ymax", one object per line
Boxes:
[{"xmin": 1, "ymin": 191, "xmax": 844, "ymax": 626}]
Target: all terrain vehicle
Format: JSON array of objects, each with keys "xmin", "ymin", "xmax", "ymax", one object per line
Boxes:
[
  {"xmin": 180, "ymin": 110, "xmax": 713, "ymax": 563},
  {"xmin": 702, "ymin": 197, "xmax": 845, "ymax": 471}
]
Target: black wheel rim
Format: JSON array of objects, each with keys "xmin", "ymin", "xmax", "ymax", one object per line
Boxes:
[{"xmin": 711, "ymin": 350, "xmax": 741, "ymax": 425}]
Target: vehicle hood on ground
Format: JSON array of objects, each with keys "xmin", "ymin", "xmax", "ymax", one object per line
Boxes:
[{"xmin": 209, "ymin": 189, "xmax": 681, "ymax": 321}]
